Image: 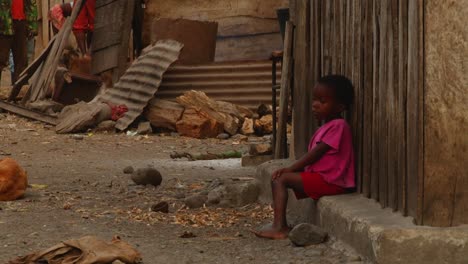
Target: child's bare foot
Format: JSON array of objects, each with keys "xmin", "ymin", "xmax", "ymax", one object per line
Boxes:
[{"xmin": 252, "ymin": 226, "xmax": 291, "ymax": 240}]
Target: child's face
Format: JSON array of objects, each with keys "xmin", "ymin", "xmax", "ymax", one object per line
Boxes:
[{"xmin": 312, "ymin": 84, "xmax": 344, "ymax": 121}]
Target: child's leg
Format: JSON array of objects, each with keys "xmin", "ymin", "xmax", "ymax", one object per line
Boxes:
[{"xmin": 254, "ymin": 172, "xmax": 306, "ymax": 239}]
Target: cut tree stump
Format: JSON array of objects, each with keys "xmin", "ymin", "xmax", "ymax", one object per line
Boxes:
[
  {"xmin": 144, "ymin": 99, "xmax": 184, "ymax": 131},
  {"xmin": 176, "ymin": 108, "xmax": 223, "ymax": 139}
]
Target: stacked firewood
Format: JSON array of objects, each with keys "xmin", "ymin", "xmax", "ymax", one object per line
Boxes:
[{"xmin": 144, "ymin": 90, "xmax": 281, "ymax": 139}]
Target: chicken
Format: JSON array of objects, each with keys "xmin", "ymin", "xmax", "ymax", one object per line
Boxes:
[{"xmin": 0, "ymin": 158, "xmax": 28, "ymax": 201}]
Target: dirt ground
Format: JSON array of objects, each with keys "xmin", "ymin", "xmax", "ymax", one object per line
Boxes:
[{"xmin": 0, "ymin": 113, "xmax": 364, "ymax": 264}]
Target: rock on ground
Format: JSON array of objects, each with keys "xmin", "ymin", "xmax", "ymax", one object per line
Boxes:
[
  {"xmin": 216, "ymin": 133, "xmax": 230, "ymax": 140},
  {"xmin": 95, "ymin": 120, "xmax": 116, "ymax": 132},
  {"xmin": 289, "ymin": 223, "xmax": 328, "ymax": 246},
  {"xmin": 123, "ymin": 166, "xmax": 134, "ymax": 174},
  {"xmin": 184, "ymin": 194, "xmax": 208, "ymax": 209},
  {"xmin": 137, "ymin": 122, "xmax": 153, "ymax": 135},
  {"xmin": 207, "ymin": 181, "xmax": 259, "ymax": 207},
  {"xmin": 131, "ymin": 168, "xmax": 162, "ymax": 186}
]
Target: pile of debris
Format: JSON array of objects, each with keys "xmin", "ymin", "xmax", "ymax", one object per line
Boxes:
[{"xmin": 143, "ymin": 91, "xmax": 281, "ymax": 139}]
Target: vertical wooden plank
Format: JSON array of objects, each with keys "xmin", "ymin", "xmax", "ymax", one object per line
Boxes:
[
  {"xmin": 377, "ymin": 0, "xmax": 389, "ymax": 208},
  {"xmin": 340, "ymin": 0, "xmax": 347, "ymax": 75},
  {"xmin": 322, "ymin": 0, "xmax": 332, "ymax": 74},
  {"xmin": 289, "ymin": 0, "xmax": 297, "ymax": 25},
  {"xmin": 310, "ymin": 0, "xmax": 322, "ymax": 81},
  {"xmin": 416, "ymin": 0, "xmax": 425, "ymax": 225},
  {"xmin": 41, "ymin": 0, "xmax": 50, "ymax": 47},
  {"xmin": 292, "ymin": 0, "xmax": 313, "ymax": 159},
  {"xmin": 352, "ymin": 0, "xmax": 363, "ymax": 193},
  {"xmin": 387, "ymin": 0, "xmax": 400, "ymax": 211},
  {"xmin": 397, "ymin": 0, "xmax": 408, "ymax": 214},
  {"xmin": 332, "ymin": 0, "xmax": 341, "ymax": 74},
  {"xmin": 116, "ymin": 0, "xmax": 135, "ymax": 80},
  {"xmin": 370, "ymin": 0, "xmax": 380, "ymax": 201},
  {"xmin": 406, "ymin": 0, "xmax": 423, "ymax": 221},
  {"xmin": 361, "ymin": 0, "xmax": 374, "ymax": 197},
  {"xmin": 275, "ymin": 22, "xmax": 294, "ymax": 159}
]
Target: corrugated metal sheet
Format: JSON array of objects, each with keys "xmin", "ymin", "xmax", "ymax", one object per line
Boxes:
[
  {"xmin": 99, "ymin": 40, "xmax": 183, "ymax": 131},
  {"xmin": 156, "ymin": 60, "xmax": 281, "ymax": 110}
]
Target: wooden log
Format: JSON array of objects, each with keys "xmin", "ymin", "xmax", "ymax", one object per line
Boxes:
[
  {"xmin": 55, "ymin": 102, "xmax": 111, "ymax": 134},
  {"xmin": 254, "ymin": 114, "xmax": 273, "ymax": 136},
  {"xmin": 240, "ymin": 118, "xmax": 255, "ymax": 135},
  {"xmin": 275, "ymin": 22, "xmax": 294, "ymax": 159},
  {"xmin": 175, "ymin": 108, "xmax": 223, "ymax": 139},
  {"xmin": 144, "ymin": 99, "xmax": 184, "ymax": 131},
  {"xmin": 257, "ymin": 103, "xmax": 273, "ymax": 117},
  {"xmin": 176, "ymin": 90, "xmax": 240, "ymax": 135}
]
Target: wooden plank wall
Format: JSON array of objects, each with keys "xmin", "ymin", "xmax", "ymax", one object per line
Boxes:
[{"xmin": 290, "ymin": 0, "xmax": 424, "ymax": 221}]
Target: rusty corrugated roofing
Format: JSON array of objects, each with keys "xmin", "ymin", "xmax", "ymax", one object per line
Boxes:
[
  {"xmin": 156, "ymin": 61, "xmax": 280, "ymax": 110},
  {"xmin": 99, "ymin": 40, "xmax": 183, "ymax": 131}
]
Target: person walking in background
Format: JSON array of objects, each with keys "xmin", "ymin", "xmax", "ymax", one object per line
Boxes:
[
  {"xmin": 0, "ymin": 0, "xmax": 38, "ymax": 85},
  {"xmin": 48, "ymin": 0, "xmax": 95, "ymax": 56}
]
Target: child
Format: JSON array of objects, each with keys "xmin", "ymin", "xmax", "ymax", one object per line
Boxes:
[{"xmin": 255, "ymin": 75, "xmax": 355, "ymax": 239}]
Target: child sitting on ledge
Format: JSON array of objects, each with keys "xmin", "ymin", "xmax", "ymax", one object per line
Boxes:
[{"xmin": 255, "ymin": 75, "xmax": 355, "ymax": 239}]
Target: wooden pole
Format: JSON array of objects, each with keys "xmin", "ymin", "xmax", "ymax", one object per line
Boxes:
[{"xmin": 275, "ymin": 22, "xmax": 294, "ymax": 159}]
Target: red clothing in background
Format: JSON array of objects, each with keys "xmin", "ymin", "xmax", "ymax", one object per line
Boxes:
[
  {"xmin": 11, "ymin": 0, "xmax": 26, "ymax": 20},
  {"xmin": 73, "ymin": 0, "xmax": 96, "ymax": 33}
]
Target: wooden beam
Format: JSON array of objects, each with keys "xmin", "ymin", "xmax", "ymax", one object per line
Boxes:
[
  {"xmin": 275, "ymin": 22, "xmax": 294, "ymax": 159},
  {"xmin": 0, "ymin": 100, "xmax": 57, "ymax": 125}
]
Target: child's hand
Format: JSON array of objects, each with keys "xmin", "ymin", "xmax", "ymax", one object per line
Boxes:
[{"xmin": 272, "ymin": 167, "xmax": 294, "ymax": 180}]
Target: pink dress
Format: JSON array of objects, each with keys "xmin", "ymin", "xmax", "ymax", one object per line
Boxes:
[{"xmin": 298, "ymin": 119, "xmax": 355, "ymax": 200}]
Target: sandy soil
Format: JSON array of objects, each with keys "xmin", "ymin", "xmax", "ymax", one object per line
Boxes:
[{"xmin": 0, "ymin": 113, "xmax": 363, "ymax": 263}]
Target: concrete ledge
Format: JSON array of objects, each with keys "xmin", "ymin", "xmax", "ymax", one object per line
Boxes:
[{"xmin": 255, "ymin": 160, "xmax": 468, "ymax": 264}]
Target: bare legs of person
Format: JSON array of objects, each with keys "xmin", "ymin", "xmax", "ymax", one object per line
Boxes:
[
  {"xmin": 74, "ymin": 31, "xmax": 87, "ymax": 56},
  {"xmin": 253, "ymin": 173, "xmax": 306, "ymax": 239}
]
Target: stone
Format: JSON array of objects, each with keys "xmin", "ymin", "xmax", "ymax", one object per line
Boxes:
[
  {"xmin": 151, "ymin": 201, "xmax": 169, "ymax": 213},
  {"xmin": 174, "ymin": 192, "xmax": 186, "ymax": 199},
  {"xmin": 231, "ymin": 134, "xmax": 248, "ymax": 142},
  {"xmin": 207, "ymin": 186, "xmax": 227, "ymax": 205},
  {"xmin": 95, "ymin": 120, "xmax": 116, "ymax": 132},
  {"xmin": 289, "ymin": 223, "xmax": 328, "ymax": 246},
  {"xmin": 249, "ymin": 143, "xmax": 273, "ymax": 156},
  {"xmin": 184, "ymin": 194, "xmax": 208, "ymax": 209},
  {"xmin": 229, "ymin": 182, "xmax": 260, "ymax": 206},
  {"xmin": 240, "ymin": 118, "xmax": 255, "ymax": 135},
  {"xmin": 71, "ymin": 134, "xmax": 84, "ymax": 140},
  {"xmin": 216, "ymin": 133, "xmax": 230, "ymax": 140},
  {"xmin": 241, "ymin": 154, "xmax": 273, "ymax": 167},
  {"xmin": 137, "ymin": 122, "xmax": 153, "ymax": 135},
  {"xmin": 123, "ymin": 166, "xmax": 134, "ymax": 174},
  {"xmin": 131, "ymin": 168, "xmax": 162, "ymax": 186},
  {"xmin": 170, "ymin": 132, "xmax": 180, "ymax": 137}
]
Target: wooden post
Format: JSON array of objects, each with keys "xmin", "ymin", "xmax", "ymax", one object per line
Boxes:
[{"xmin": 275, "ymin": 22, "xmax": 294, "ymax": 159}]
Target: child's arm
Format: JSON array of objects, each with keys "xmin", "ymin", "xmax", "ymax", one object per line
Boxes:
[{"xmin": 272, "ymin": 142, "xmax": 331, "ymax": 179}]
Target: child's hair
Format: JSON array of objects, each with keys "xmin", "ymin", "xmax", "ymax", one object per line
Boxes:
[{"xmin": 318, "ymin": 75, "xmax": 355, "ymax": 110}]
